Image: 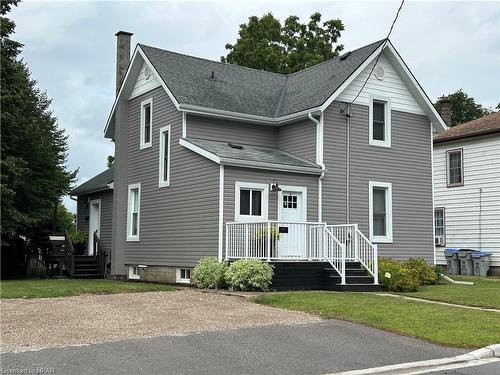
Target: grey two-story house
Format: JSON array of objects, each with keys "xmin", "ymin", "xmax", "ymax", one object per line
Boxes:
[{"xmin": 71, "ymin": 31, "xmax": 446, "ymax": 289}]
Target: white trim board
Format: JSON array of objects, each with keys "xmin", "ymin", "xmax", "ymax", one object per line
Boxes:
[
  {"xmin": 368, "ymin": 180, "xmax": 393, "ymax": 243},
  {"xmin": 88, "ymin": 199, "xmax": 101, "ymax": 255},
  {"xmin": 126, "ymin": 182, "xmax": 141, "ymax": 242},
  {"xmin": 158, "ymin": 125, "xmax": 171, "ymax": 188},
  {"xmin": 234, "ymin": 181, "xmax": 269, "ymax": 222},
  {"xmin": 140, "ymin": 97, "xmax": 153, "ymax": 149}
]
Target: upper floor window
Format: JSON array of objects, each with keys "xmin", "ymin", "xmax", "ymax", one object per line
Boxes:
[
  {"xmin": 369, "ymin": 97, "xmax": 391, "ymax": 148},
  {"xmin": 434, "ymin": 208, "xmax": 445, "ymax": 246},
  {"xmin": 369, "ymin": 181, "xmax": 393, "ymax": 243},
  {"xmin": 140, "ymin": 98, "xmax": 153, "ymax": 149},
  {"xmin": 127, "ymin": 183, "xmax": 141, "ymax": 241},
  {"xmin": 235, "ymin": 182, "xmax": 268, "ymax": 222},
  {"xmin": 447, "ymin": 149, "xmax": 463, "ymax": 187},
  {"xmin": 159, "ymin": 125, "xmax": 171, "ymax": 187}
]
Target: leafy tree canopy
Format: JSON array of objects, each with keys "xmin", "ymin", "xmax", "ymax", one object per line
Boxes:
[
  {"xmin": 1, "ymin": 0, "xmax": 76, "ymax": 242},
  {"xmin": 435, "ymin": 89, "xmax": 493, "ymax": 127},
  {"xmin": 221, "ymin": 12, "xmax": 344, "ymax": 74}
]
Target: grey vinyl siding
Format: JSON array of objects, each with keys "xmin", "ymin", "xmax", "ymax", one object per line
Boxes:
[
  {"xmin": 76, "ymin": 190, "xmax": 113, "ymax": 253},
  {"xmin": 223, "ymin": 167, "xmax": 319, "ymax": 224},
  {"xmin": 278, "ymin": 118, "xmax": 317, "ymax": 162},
  {"xmin": 323, "ymin": 101, "xmax": 434, "ymax": 261},
  {"xmin": 118, "ymin": 87, "xmax": 220, "ymax": 269},
  {"xmin": 186, "ymin": 114, "xmax": 278, "ymax": 147}
]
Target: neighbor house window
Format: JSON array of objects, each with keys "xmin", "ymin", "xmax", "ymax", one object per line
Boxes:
[
  {"xmin": 235, "ymin": 182, "xmax": 269, "ymax": 221},
  {"xmin": 127, "ymin": 183, "xmax": 141, "ymax": 241},
  {"xmin": 447, "ymin": 149, "xmax": 463, "ymax": 187},
  {"xmin": 176, "ymin": 268, "xmax": 191, "ymax": 283},
  {"xmin": 140, "ymin": 98, "xmax": 153, "ymax": 149},
  {"xmin": 434, "ymin": 208, "xmax": 445, "ymax": 246},
  {"xmin": 369, "ymin": 181, "xmax": 393, "ymax": 243},
  {"xmin": 159, "ymin": 125, "xmax": 171, "ymax": 187},
  {"xmin": 369, "ymin": 97, "xmax": 391, "ymax": 147}
]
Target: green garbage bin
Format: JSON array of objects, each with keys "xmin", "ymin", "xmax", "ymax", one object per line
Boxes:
[
  {"xmin": 444, "ymin": 248, "xmax": 460, "ymax": 275},
  {"xmin": 472, "ymin": 252, "xmax": 491, "ymax": 277},
  {"xmin": 458, "ymin": 249, "xmax": 475, "ymax": 276}
]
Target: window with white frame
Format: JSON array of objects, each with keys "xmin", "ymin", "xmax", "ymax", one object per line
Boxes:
[
  {"xmin": 140, "ymin": 98, "xmax": 153, "ymax": 149},
  {"xmin": 235, "ymin": 182, "xmax": 269, "ymax": 221},
  {"xmin": 434, "ymin": 208, "xmax": 445, "ymax": 246},
  {"xmin": 369, "ymin": 181, "xmax": 393, "ymax": 243},
  {"xmin": 159, "ymin": 125, "xmax": 171, "ymax": 187},
  {"xmin": 127, "ymin": 183, "xmax": 141, "ymax": 241},
  {"xmin": 447, "ymin": 149, "xmax": 463, "ymax": 187},
  {"xmin": 369, "ymin": 97, "xmax": 391, "ymax": 147},
  {"xmin": 129, "ymin": 266, "xmax": 140, "ymax": 280},
  {"xmin": 176, "ymin": 268, "xmax": 191, "ymax": 283}
]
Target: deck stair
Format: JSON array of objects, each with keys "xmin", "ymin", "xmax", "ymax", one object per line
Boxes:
[
  {"xmin": 73, "ymin": 255, "xmax": 103, "ymax": 278},
  {"xmin": 324, "ymin": 262, "xmax": 381, "ymax": 292}
]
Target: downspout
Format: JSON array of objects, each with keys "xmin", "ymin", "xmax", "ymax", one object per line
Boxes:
[
  {"xmin": 308, "ymin": 112, "xmax": 326, "ymax": 222},
  {"xmin": 344, "ymin": 103, "xmax": 352, "ymax": 224}
]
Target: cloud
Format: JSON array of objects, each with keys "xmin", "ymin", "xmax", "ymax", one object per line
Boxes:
[{"xmin": 10, "ymin": 1, "xmax": 500, "ymax": 213}]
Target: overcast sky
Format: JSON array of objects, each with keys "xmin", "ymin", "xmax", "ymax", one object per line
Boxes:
[{"xmin": 9, "ymin": 0, "xmax": 500, "ymax": 212}]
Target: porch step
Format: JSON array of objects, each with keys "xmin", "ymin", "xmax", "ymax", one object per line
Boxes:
[{"xmin": 330, "ymin": 284, "xmax": 382, "ymax": 292}]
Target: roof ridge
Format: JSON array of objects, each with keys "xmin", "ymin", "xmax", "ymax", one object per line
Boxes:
[{"xmin": 274, "ymin": 75, "xmax": 289, "ymax": 117}]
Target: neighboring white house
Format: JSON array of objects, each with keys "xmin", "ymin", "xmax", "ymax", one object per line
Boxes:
[{"xmin": 433, "ymin": 112, "xmax": 500, "ymax": 273}]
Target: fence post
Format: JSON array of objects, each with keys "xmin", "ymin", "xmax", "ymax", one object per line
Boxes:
[
  {"xmin": 267, "ymin": 222, "xmax": 271, "ymax": 261},
  {"xmin": 245, "ymin": 223, "xmax": 249, "ymax": 258},
  {"xmin": 373, "ymin": 244, "xmax": 379, "ymax": 284},
  {"xmin": 354, "ymin": 224, "xmax": 359, "ymax": 261},
  {"xmin": 341, "ymin": 242, "xmax": 346, "ymax": 285},
  {"xmin": 323, "ymin": 224, "xmax": 327, "ymax": 261},
  {"xmin": 224, "ymin": 223, "xmax": 229, "ymax": 261}
]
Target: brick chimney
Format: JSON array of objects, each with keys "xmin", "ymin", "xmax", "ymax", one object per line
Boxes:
[
  {"xmin": 115, "ymin": 31, "xmax": 133, "ymax": 96},
  {"xmin": 437, "ymin": 96, "xmax": 452, "ymax": 127}
]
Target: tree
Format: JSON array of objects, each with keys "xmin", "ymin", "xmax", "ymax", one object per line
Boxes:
[
  {"xmin": 221, "ymin": 12, "xmax": 344, "ymax": 74},
  {"xmin": 107, "ymin": 155, "xmax": 114, "ymax": 168},
  {"xmin": 435, "ymin": 90, "xmax": 492, "ymax": 126},
  {"xmin": 1, "ymin": 0, "xmax": 76, "ymax": 245}
]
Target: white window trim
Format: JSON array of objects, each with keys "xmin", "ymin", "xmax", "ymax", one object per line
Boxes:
[
  {"xmin": 140, "ymin": 98, "xmax": 153, "ymax": 149},
  {"xmin": 434, "ymin": 207, "xmax": 446, "ymax": 247},
  {"xmin": 368, "ymin": 181, "xmax": 393, "ymax": 243},
  {"xmin": 277, "ymin": 185, "xmax": 307, "ymax": 222},
  {"xmin": 234, "ymin": 182, "xmax": 269, "ymax": 222},
  {"xmin": 127, "ymin": 183, "xmax": 141, "ymax": 241},
  {"xmin": 128, "ymin": 266, "xmax": 140, "ymax": 280},
  {"xmin": 369, "ymin": 95, "xmax": 392, "ymax": 148},
  {"xmin": 158, "ymin": 125, "xmax": 171, "ymax": 188},
  {"xmin": 446, "ymin": 148, "xmax": 464, "ymax": 187},
  {"xmin": 176, "ymin": 268, "xmax": 191, "ymax": 284}
]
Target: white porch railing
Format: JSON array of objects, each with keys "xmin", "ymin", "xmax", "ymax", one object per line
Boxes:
[
  {"xmin": 225, "ymin": 221, "xmax": 377, "ymax": 285},
  {"xmin": 328, "ymin": 224, "xmax": 378, "ymax": 283}
]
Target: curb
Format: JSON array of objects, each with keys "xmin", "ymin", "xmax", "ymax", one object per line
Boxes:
[{"xmin": 329, "ymin": 344, "xmax": 500, "ymax": 375}]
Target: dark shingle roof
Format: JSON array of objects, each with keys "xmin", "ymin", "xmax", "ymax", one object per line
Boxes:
[
  {"xmin": 184, "ymin": 138, "xmax": 321, "ymax": 172},
  {"xmin": 140, "ymin": 40, "xmax": 384, "ymax": 118},
  {"xmin": 70, "ymin": 167, "xmax": 114, "ymax": 196},
  {"xmin": 434, "ymin": 112, "xmax": 500, "ymax": 143}
]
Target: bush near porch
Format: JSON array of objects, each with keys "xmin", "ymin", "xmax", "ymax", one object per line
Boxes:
[{"xmin": 378, "ymin": 258, "xmax": 439, "ymax": 292}]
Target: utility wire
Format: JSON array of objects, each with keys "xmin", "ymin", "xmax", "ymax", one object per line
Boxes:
[{"xmin": 350, "ymin": 0, "xmax": 405, "ymax": 105}]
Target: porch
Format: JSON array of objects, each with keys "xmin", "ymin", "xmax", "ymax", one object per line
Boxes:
[{"xmin": 224, "ymin": 222, "xmax": 379, "ymax": 290}]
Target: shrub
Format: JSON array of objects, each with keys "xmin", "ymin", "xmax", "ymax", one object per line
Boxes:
[
  {"xmin": 405, "ymin": 258, "xmax": 439, "ymax": 285},
  {"xmin": 192, "ymin": 257, "xmax": 228, "ymax": 289},
  {"xmin": 378, "ymin": 258, "xmax": 420, "ymax": 292},
  {"xmin": 69, "ymin": 231, "xmax": 87, "ymax": 246},
  {"xmin": 225, "ymin": 259, "xmax": 274, "ymax": 291}
]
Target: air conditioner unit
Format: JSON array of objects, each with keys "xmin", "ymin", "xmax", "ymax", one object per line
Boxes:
[{"xmin": 435, "ymin": 236, "xmax": 444, "ymax": 246}]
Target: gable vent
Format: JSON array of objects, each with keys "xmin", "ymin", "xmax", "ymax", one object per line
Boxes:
[
  {"xmin": 228, "ymin": 142, "xmax": 244, "ymax": 150},
  {"xmin": 340, "ymin": 51, "xmax": 352, "ymax": 61}
]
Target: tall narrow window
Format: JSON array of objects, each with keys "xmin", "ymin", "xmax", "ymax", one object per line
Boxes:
[
  {"xmin": 369, "ymin": 97, "xmax": 391, "ymax": 147},
  {"xmin": 434, "ymin": 208, "xmax": 445, "ymax": 246},
  {"xmin": 140, "ymin": 98, "xmax": 153, "ymax": 149},
  {"xmin": 159, "ymin": 125, "xmax": 171, "ymax": 187},
  {"xmin": 369, "ymin": 181, "xmax": 393, "ymax": 243},
  {"xmin": 127, "ymin": 183, "xmax": 141, "ymax": 241},
  {"xmin": 447, "ymin": 149, "xmax": 463, "ymax": 187},
  {"xmin": 235, "ymin": 182, "xmax": 268, "ymax": 221}
]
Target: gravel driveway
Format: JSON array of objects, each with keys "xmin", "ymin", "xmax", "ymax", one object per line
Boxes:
[{"xmin": 0, "ymin": 289, "xmax": 320, "ymax": 353}]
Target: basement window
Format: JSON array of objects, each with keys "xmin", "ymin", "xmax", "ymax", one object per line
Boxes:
[
  {"xmin": 177, "ymin": 268, "xmax": 191, "ymax": 283},
  {"xmin": 140, "ymin": 98, "xmax": 153, "ymax": 149},
  {"xmin": 129, "ymin": 266, "xmax": 140, "ymax": 280}
]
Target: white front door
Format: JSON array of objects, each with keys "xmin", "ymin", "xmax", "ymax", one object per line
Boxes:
[
  {"xmin": 88, "ymin": 200, "xmax": 101, "ymax": 255},
  {"xmin": 278, "ymin": 187, "xmax": 307, "ymax": 258}
]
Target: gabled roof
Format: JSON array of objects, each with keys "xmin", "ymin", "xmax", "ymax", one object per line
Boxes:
[
  {"xmin": 434, "ymin": 112, "xmax": 500, "ymax": 143},
  {"xmin": 180, "ymin": 138, "xmax": 322, "ymax": 175},
  {"xmin": 105, "ymin": 39, "xmax": 447, "ymax": 138},
  {"xmin": 70, "ymin": 167, "xmax": 114, "ymax": 196}
]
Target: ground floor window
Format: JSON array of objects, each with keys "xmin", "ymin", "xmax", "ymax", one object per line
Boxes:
[
  {"xmin": 234, "ymin": 182, "xmax": 269, "ymax": 221},
  {"xmin": 129, "ymin": 266, "xmax": 140, "ymax": 280},
  {"xmin": 434, "ymin": 208, "xmax": 445, "ymax": 246},
  {"xmin": 369, "ymin": 181, "xmax": 393, "ymax": 243},
  {"xmin": 177, "ymin": 268, "xmax": 191, "ymax": 283}
]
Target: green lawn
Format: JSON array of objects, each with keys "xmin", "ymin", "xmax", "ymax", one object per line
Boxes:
[
  {"xmin": 256, "ymin": 291, "xmax": 500, "ymax": 348},
  {"xmin": 0, "ymin": 279, "xmax": 176, "ymax": 299},
  {"xmin": 400, "ymin": 276, "xmax": 500, "ymax": 310}
]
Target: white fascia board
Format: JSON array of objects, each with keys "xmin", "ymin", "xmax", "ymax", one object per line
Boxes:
[
  {"xmin": 179, "ymin": 138, "xmax": 221, "ymax": 164},
  {"xmin": 319, "ymin": 42, "xmax": 386, "ymax": 111},
  {"xmin": 384, "ymin": 42, "xmax": 447, "ymax": 131}
]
